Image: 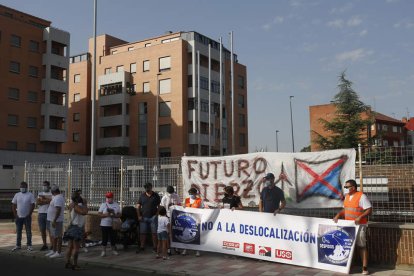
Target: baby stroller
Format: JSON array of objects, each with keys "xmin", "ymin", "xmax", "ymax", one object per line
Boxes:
[{"xmin": 119, "ymin": 206, "xmax": 139, "ymax": 250}]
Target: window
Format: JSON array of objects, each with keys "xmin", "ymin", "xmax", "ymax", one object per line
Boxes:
[
  {"xmin": 29, "ymin": 66, "xmax": 39, "ymax": 77},
  {"xmin": 26, "ymin": 143, "xmax": 36, "ymax": 152},
  {"xmin": 392, "ymin": 126, "xmax": 398, "ymax": 133},
  {"xmin": 145, "ymin": 43, "xmax": 151, "ymax": 47},
  {"xmin": 128, "ymin": 47, "xmax": 134, "ymax": 51},
  {"xmin": 7, "ymin": 141, "xmax": 17, "ymax": 151},
  {"xmin": 10, "ymin": 35, "xmax": 21, "ymax": 47},
  {"xmin": 159, "ymin": 102, "xmax": 171, "ymax": 117},
  {"xmin": 73, "ymin": 113, "xmax": 80, "ymax": 122},
  {"xmin": 130, "ymin": 63, "xmax": 136, "ymax": 73},
  {"xmin": 105, "ymin": 68, "xmax": 111, "ymax": 74},
  {"xmin": 382, "ymin": 124, "xmax": 388, "ymax": 131},
  {"xmin": 159, "ymin": 147, "xmax": 171, "ymax": 157},
  {"xmin": 393, "ymin": 140, "xmax": 399, "ymax": 147},
  {"xmin": 159, "ymin": 78, "xmax": 171, "ymax": 94},
  {"xmin": 143, "ymin": 82, "xmax": 150, "ymax": 93},
  {"xmin": 188, "ymin": 75, "xmax": 193, "ymax": 87},
  {"xmin": 111, "ymin": 50, "xmax": 118, "ymax": 55},
  {"xmin": 238, "ymin": 95, "xmax": 245, "ymax": 108},
  {"xmin": 143, "ymin": 60, "xmax": 150, "ymax": 72},
  {"xmin": 238, "ymin": 75, "xmax": 245, "ymax": 89},
  {"xmin": 116, "ymin": 65, "xmax": 124, "ymax": 72},
  {"xmin": 239, "ymin": 133, "xmax": 246, "ymax": 147},
  {"xmin": 8, "ymin": 88, "xmax": 19, "ymax": 100},
  {"xmin": 73, "ymin": 133, "xmax": 80, "ymax": 142},
  {"xmin": 29, "ymin": 40, "xmax": 39, "ymax": 52},
  {"xmin": 74, "ymin": 93, "xmax": 81, "ymax": 102},
  {"xmin": 239, "ymin": 114, "xmax": 246, "ymax": 127},
  {"xmin": 27, "ymin": 91, "xmax": 38, "ymax": 102},
  {"xmin": 8, "ymin": 115, "xmax": 18, "ymax": 126},
  {"xmin": 159, "ymin": 124, "xmax": 171, "ymax": 139},
  {"xmin": 74, "ymin": 74, "xmax": 80, "ymax": 83},
  {"xmin": 159, "ymin": 56, "xmax": 171, "ymax": 71},
  {"xmin": 27, "ymin": 117, "xmax": 37, "ymax": 128},
  {"xmin": 9, "ymin": 61, "xmax": 20, "ymax": 73}
]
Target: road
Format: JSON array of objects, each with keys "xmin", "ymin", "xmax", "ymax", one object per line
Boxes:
[{"xmin": 0, "ymin": 251, "xmax": 153, "ymax": 276}]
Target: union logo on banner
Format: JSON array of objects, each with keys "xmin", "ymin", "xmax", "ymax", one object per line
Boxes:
[{"xmin": 294, "ymin": 155, "xmax": 348, "ymax": 203}]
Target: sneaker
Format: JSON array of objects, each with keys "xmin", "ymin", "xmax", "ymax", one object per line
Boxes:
[
  {"xmin": 163, "ymin": 256, "xmax": 170, "ymax": 260},
  {"xmin": 11, "ymin": 246, "xmax": 21, "ymax": 252},
  {"xmin": 83, "ymin": 247, "xmax": 88, "ymax": 253},
  {"xmin": 40, "ymin": 245, "xmax": 48, "ymax": 251},
  {"xmin": 112, "ymin": 250, "xmax": 119, "ymax": 256},
  {"xmin": 362, "ymin": 267, "xmax": 369, "ymax": 275},
  {"xmin": 167, "ymin": 249, "xmax": 172, "ymax": 256},
  {"xmin": 135, "ymin": 247, "xmax": 145, "ymax": 254},
  {"xmin": 156, "ymin": 254, "xmax": 161, "ymax": 259},
  {"xmin": 181, "ymin": 249, "xmax": 187, "ymax": 256},
  {"xmin": 100, "ymin": 251, "xmax": 106, "ymax": 257},
  {"xmin": 152, "ymin": 248, "xmax": 157, "ymax": 254},
  {"xmin": 45, "ymin": 250, "xmax": 55, "ymax": 256},
  {"xmin": 49, "ymin": 252, "xmax": 63, "ymax": 258},
  {"xmin": 26, "ymin": 246, "xmax": 33, "ymax": 252},
  {"xmin": 195, "ymin": 251, "xmax": 200, "ymax": 257}
]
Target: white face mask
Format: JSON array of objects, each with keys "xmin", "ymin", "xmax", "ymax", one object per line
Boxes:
[
  {"xmin": 42, "ymin": 186, "xmax": 50, "ymax": 192},
  {"xmin": 20, "ymin": 188, "xmax": 27, "ymax": 193},
  {"xmin": 264, "ymin": 181, "xmax": 272, "ymax": 187}
]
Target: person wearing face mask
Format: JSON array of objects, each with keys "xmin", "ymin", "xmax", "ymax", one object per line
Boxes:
[
  {"xmin": 98, "ymin": 191, "xmax": 121, "ymax": 257},
  {"xmin": 136, "ymin": 182, "xmax": 161, "ymax": 254},
  {"xmin": 181, "ymin": 187, "xmax": 203, "ymax": 257},
  {"xmin": 45, "ymin": 185, "xmax": 65, "ymax": 258},
  {"xmin": 333, "ymin": 179, "xmax": 372, "ymax": 275},
  {"xmin": 259, "ymin": 173, "xmax": 286, "ymax": 215},
  {"xmin": 160, "ymin": 185, "xmax": 181, "ymax": 255},
  {"xmin": 36, "ymin": 180, "xmax": 52, "ymax": 251},
  {"xmin": 11, "ymin": 181, "xmax": 35, "ymax": 252}
]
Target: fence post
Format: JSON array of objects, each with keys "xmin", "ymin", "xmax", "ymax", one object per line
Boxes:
[
  {"xmin": 358, "ymin": 144, "xmax": 363, "ymax": 192},
  {"xmin": 24, "ymin": 160, "xmax": 27, "ymax": 182},
  {"xmin": 120, "ymin": 156, "xmax": 124, "ymax": 209},
  {"xmin": 67, "ymin": 159, "xmax": 72, "ymax": 204}
]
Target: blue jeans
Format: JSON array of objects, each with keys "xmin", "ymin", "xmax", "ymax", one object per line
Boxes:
[{"xmin": 15, "ymin": 215, "xmax": 32, "ymax": 247}]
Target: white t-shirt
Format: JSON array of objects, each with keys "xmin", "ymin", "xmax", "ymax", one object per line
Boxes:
[
  {"xmin": 37, "ymin": 192, "xmax": 52, "ymax": 214},
  {"xmin": 157, "ymin": 216, "xmax": 169, "ymax": 233},
  {"xmin": 160, "ymin": 193, "xmax": 181, "ymax": 217},
  {"xmin": 345, "ymin": 193, "xmax": 372, "ymax": 210},
  {"xmin": 70, "ymin": 203, "xmax": 86, "ymax": 227},
  {"xmin": 47, "ymin": 194, "xmax": 65, "ymax": 222},
  {"xmin": 11, "ymin": 192, "xmax": 35, "ymax": 218},
  {"xmin": 98, "ymin": 202, "xmax": 121, "ymax": 227}
]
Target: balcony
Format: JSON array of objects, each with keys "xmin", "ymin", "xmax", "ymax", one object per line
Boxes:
[
  {"xmin": 188, "ymin": 133, "xmax": 214, "ymax": 145},
  {"xmin": 98, "ymin": 137, "xmax": 129, "ymax": 148},
  {"xmin": 43, "ymin": 53, "xmax": 69, "ymax": 68},
  {"xmin": 40, "ymin": 129, "xmax": 66, "ymax": 143},
  {"xmin": 99, "ymin": 115, "xmax": 129, "ymax": 127},
  {"xmin": 42, "ymin": 78, "xmax": 68, "ymax": 93},
  {"xmin": 41, "ymin": 103, "xmax": 67, "ymax": 118}
]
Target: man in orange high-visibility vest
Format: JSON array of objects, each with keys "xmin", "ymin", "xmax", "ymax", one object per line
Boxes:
[
  {"xmin": 181, "ymin": 187, "xmax": 204, "ymax": 257},
  {"xmin": 333, "ymin": 179, "xmax": 372, "ymax": 275}
]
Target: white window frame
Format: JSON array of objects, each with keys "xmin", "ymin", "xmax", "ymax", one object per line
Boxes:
[
  {"xmin": 159, "ymin": 78, "xmax": 171, "ymax": 94},
  {"xmin": 159, "ymin": 56, "xmax": 171, "ymax": 71},
  {"xmin": 143, "ymin": 82, "xmax": 150, "ymax": 93}
]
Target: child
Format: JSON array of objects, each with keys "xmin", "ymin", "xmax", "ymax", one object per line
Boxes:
[{"xmin": 156, "ymin": 206, "xmax": 170, "ymax": 260}]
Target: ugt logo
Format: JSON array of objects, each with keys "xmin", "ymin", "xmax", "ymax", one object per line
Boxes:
[
  {"xmin": 243, "ymin": 243, "xmax": 255, "ymax": 254},
  {"xmin": 275, "ymin": 249, "xmax": 292, "ymax": 260}
]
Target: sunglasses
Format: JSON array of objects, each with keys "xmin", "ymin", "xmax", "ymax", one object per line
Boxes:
[{"xmin": 344, "ymin": 185, "xmax": 353, "ymax": 189}]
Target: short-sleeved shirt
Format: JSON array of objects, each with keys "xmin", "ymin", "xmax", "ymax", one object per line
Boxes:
[
  {"xmin": 157, "ymin": 216, "xmax": 169, "ymax": 233},
  {"xmin": 160, "ymin": 193, "xmax": 181, "ymax": 217},
  {"xmin": 138, "ymin": 192, "xmax": 161, "ymax": 218},
  {"xmin": 47, "ymin": 194, "xmax": 65, "ymax": 222},
  {"xmin": 37, "ymin": 192, "xmax": 52, "ymax": 214},
  {"xmin": 260, "ymin": 186, "xmax": 285, "ymax": 213},
  {"xmin": 222, "ymin": 195, "xmax": 241, "ymax": 209},
  {"xmin": 98, "ymin": 202, "xmax": 121, "ymax": 227},
  {"xmin": 344, "ymin": 193, "xmax": 372, "ymax": 210},
  {"xmin": 11, "ymin": 192, "xmax": 35, "ymax": 218}
]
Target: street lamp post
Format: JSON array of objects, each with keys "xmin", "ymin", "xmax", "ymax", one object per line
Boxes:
[
  {"xmin": 275, "ymin": 130, "xmax": 279, "ymax": 152},
  {"xmin": 155, "ymin": 73, "xmax": 161, "ymax": 158},
  {"xmin": 289, "ymin": 96, "xmax": 295, "ymax": 152}
]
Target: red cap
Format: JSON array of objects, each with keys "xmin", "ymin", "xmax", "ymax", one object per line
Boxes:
[{"xmin": 105, "ymin": 192, "xmax": 114, "ymax": 198}]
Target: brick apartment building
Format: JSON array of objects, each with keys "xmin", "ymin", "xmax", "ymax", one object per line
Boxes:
[
  {"xmin": 0, "ymin": 5, "xmax": 70, "ymax": 153},
  {"xmin": 309, "ymin": 103, "xmax": 407, "ymax": 151},
  {"xmin": 62, "ymin": 32, "xmax": 248, "ymax": 157}
]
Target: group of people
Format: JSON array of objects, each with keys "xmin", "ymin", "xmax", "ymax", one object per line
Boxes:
[{"xmin": 11, "ymin": 173, "xmax": 372, "ymax": 274}]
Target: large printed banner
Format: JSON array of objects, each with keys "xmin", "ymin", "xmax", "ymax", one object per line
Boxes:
[
  {"xmin": 171, "ymin": 207, "xmax": 359, "ymax": 274},
  {"xmin": 182, "ymin": 149, "xmax": 356, "ymax": 208}
]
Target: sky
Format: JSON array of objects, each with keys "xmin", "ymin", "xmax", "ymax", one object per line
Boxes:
[{"xmin": 3, "ymin": 0, "xmax": 414, "ymax": 153}]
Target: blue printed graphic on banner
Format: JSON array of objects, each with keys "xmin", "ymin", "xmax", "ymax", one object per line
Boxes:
[
  {"xmin": 171, "ymin": 209, "xmax": 201, "ymax": 245},
  {"xmin": 317, "ymin": 225, "xmax": 355, "ymax": 266}
]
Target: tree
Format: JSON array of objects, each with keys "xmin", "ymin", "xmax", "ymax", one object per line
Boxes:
[
  {"xmin": 300, "ymin": 145, "xmax": 311, "ymax": 152},
  {"xmin": 313, "ymin": 72, "xmax": 372, "ymax": 149}
]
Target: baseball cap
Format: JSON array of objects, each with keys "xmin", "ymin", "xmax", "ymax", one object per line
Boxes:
[
  {"xmin": 51, "ymin": 185, "xmax": 60, "ymax": 193},
  {"xmin": 105, "ymin": 192, "xmax": 114, "ymax": 198},
  {"xmin": 263, "ymin": 173, "xmax": 275, "ymax": 179},
  {"xmin": 74, "ymin": 189, "xmax": 82, "ymax": 193}
]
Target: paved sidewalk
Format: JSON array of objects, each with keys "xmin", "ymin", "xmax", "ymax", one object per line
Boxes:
[{"xmin": 0, "ymin": 222, "xmax": 413, "ymax": 275}]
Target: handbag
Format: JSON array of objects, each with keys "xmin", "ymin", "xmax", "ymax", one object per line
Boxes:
[{"xmin": 112, "ymin": 217, "xmax": 122, "ymax": 230}]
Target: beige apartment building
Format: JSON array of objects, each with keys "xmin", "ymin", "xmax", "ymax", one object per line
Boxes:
[
  {"xmin": 63, "ymin": 32, "xmax": 248, "ymax": 157},
  {"xmin": 0, "ymin": 5, "xmax": 70, "ymax": 153}
]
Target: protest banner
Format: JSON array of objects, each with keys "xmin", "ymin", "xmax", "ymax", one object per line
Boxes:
[
  {"xmin": 171, "ymin": 207, "xmax": 359, "ymax": 274},
  {"xmin": 182, "ymin": 149, "xmax": 356, "ymax": 208}
]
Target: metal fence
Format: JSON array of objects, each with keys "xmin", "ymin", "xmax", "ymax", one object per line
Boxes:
[{"xmin": 25, "ymin": 146, "xmax": 414, "ymax": 223}]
